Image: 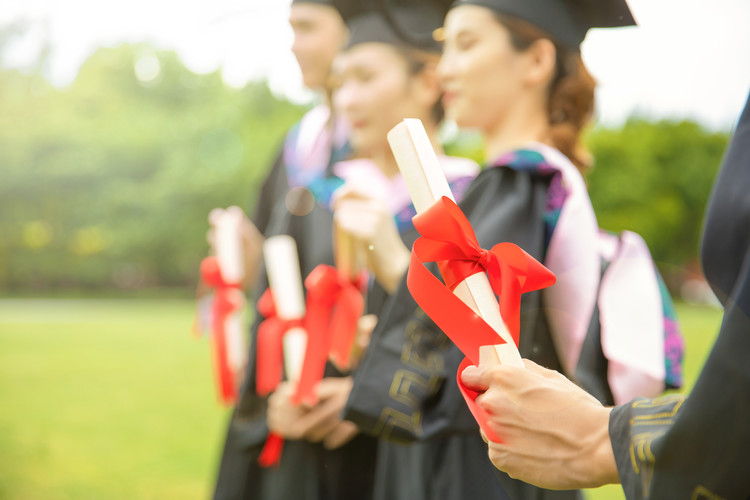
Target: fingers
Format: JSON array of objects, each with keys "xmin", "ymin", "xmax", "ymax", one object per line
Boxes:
[
  {"xmin": 315, "ymin": 376, "xmax": 353, "ymax": 400},
  {"xmin": 330, "ymin": 184, "xmax": 372, "ymax": 209},
  {"xmin": 323, "ymin": 421, "xmax": 359, "ymax": 450},
  {"xmin": 460, "ymin": 364, "xmax": 488, "ymax": 391},
  {"xmin": 355, "ymin": 314, "xmax": 377, "ymax": 351},
  {"xmin": 298, "ymin": 395, "xmax": 346, "ymax": 442},
  {"xmin": 333, "ymin": 200, "xmax": 382, "ymax": 240},
  {"xmin": 208, "ymin": 207, "xmax": 225, "ymax": 225}
]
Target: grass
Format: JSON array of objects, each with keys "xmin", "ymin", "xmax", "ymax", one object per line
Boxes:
[
  {"xmin": 0, "ymin": 299, "xmax": 723, "ymax": 500},
  {"xmin": 0, "ymin": 299, "xmax": 231, "ymax": 500}
]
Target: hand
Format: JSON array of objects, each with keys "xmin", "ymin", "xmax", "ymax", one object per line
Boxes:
[
  {"xmin": 266, "ymin": 377, "xmax": 359, "ymax": 450},
  {"xmin": 332, "ymin": 186, "xmax": 409, "ymax": 294},
  {"xmin": 266, "ymin": 382, "xmax": 311, "ymax": 440},
  {"xmin": 460, "ymin": 359, "xmax": 619, "ymax": 490},
  {"xmin": 348, "ymin": 314, "xmax": 377, "ymax": 370},
  {"xmin": 206, "ymin": 206, "xmax": 264, "ymax": 289}
]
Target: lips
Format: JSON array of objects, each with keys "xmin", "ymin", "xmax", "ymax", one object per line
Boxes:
[
  {"xmin": 442, "ymin": 91, "xmax": 458, "ymax": 107},
  {"xmin": 349, "ymin": 119, "xmax": 367, "ymax": 129}
]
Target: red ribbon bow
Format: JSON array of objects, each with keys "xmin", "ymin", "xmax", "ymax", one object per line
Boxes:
[
  {"xmin": 294, "ymin": 264, "xmax": 364, "ymax": 406},
  {"xmin": 407, "ymin": 197, "xmax": 556, "ymax": 442},
  {"xmin": 200, "ymin": 256, "xmax": 244, "ymax": 406},
  {"xmin": 255, "ymin": 289, "xmax": 305, "ymax": 398},
  {"xmin": 255, "ymin": 264, "xmax": 364, "ymax": 467}
]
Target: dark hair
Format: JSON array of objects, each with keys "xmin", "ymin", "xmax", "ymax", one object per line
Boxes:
[
  {"xmin": 495, "ymin": 14, "xmax": 596, "ymax": 172},
  {"xmin": 392, "ymin": 45, "xmax": 446, "ymax": 125}
]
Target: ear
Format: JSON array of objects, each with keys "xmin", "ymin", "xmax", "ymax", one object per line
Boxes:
[
  {"xmin": 522, "ymin": 38, "xmax": 557, "ymax": 88},
  {"xmin": 412, "ymin": 61, "xmax": 443, "ymax": 120}
]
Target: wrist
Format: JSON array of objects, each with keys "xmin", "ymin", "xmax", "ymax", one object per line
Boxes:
[{"xmin": 590, "ymin": 406, "xmax": 619, "ymax": 486}]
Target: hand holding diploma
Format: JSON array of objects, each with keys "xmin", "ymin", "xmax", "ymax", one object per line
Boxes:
[
  {"xmin": 460, "ymin": 360, "xmax": 619, "ymax": 489},
  {"xmin": 196, "ymin": 206, "xmax": 249, "ymax": 405},
  {"xmin": 332, "ymin": 185, "xmax": 411, "ymax": 294},
  {"xmin": 207, "ymin": 206, "xmax": 264, "ymax": 289},
  {"xmin": 267, "ymin": 378, "xmax": 359, "ymax": 451},
  {"xmin": 387, "ymin": 119, "xmax": 556, "ymax": 441}
]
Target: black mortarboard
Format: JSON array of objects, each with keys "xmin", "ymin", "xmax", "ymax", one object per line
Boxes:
[
  {"xmin": 450, "ymin": 0, "xmax": 635, "ymax": 49},
  {"xmin": 291, "ymin": 0, "xmax": 334, "ymax": 4},
  {"xmin": 332, "ymin": 0, "xmax": 453, "ymax": 52}
]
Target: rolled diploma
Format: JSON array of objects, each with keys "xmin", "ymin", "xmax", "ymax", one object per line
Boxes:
[
  {"xmin": 387, "ymin": 119, "xmax": 523, "ymax": 367},
  {"xmin": 215, "ymin": 208, "xmax": 247, "ymax": 372},
  {"xmin": 215, "ymin": 208, "xmax": 245, "ymax": 284},
  {"xmin": 224, "ymin": 291, "xmax": 247, "ymax": 373},
  {"xmin": 334, "ymin": 220, "xmax": 365, "ymax": 282},
  {"xmin": 263, "ymin": 235, "xmax": 308, "ymax": 383}
]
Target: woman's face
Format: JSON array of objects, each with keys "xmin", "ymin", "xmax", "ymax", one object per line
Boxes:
[
  {"xmin": 438, "ymin": 5, "xmax": 527, "ymax": 132},
  {"xmin": 332, "ymin": 43, "xmax": 433, "ymax": 155},
  {"xmin": 289, "ymin": 4, "xmax": 347, "ymax": 90}
]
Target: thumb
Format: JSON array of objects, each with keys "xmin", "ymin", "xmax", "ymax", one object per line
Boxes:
[{"xmin": 460, "ymin": 364, "xmax": 491, "ymax": 392}]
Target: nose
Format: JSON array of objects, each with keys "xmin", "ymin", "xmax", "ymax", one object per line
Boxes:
[
  {"xmin": 333, "ymin": 81, "xmax": 356, "ymax": 115},
  {"xmin": 436, "ymin": 52, "xmax": 453, "ymax": 86}
]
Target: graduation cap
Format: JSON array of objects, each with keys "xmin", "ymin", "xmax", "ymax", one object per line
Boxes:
[
  {"xmin": 331, "ymin": 0, "xmax": 453, "ymax": 52},
  {"xmin": 450, "ymin": 0, "xmax": 636, "ymax": 49}
]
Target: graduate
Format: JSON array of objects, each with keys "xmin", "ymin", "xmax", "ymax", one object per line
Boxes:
[
  {"xmin": 212, "ymin": 1, "xmax": 478, "ymax": 498},
  {"xmin": 462, "ymin": 91, "xmax": 750, "ymax": 500},
  {"xmin": 211, "ymin": 1, "xmax": 348, "ymax": 497},
  {"xmin": 207, "ymin": 0, "xmax": 349, "ymax": 289},
  {"xmin": 342, "ymin": 0, "xmax": 679, "ymax": 498}
]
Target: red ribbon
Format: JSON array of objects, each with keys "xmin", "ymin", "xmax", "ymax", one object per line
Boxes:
[
  {"xmin": 258, "ymin": 432, "xmax": 285, "ymax": 468},
  {"xmin": 255, "ymin": 289, "xmax": 305, "ymax": 398},
  {"xmin": 200, "ymin": 256, "xmax": 244, "ymax": 406},
  {"xmin": 407, "ymin": 197, "xmax": 556, "ymax": 442},
  {"xmin": 294, "ymin": 264, "xmax": 364, "ymax": 406},
  {"xmin": 255, "ymin": 264, "xmax": 364, "ymax": 467}
]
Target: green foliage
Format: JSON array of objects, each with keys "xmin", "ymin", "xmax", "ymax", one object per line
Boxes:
[
  {"xmin": 0, "ymin": 28, "xmax": 732, "ymax": 293},
  {"xmin": 585, "ymin": 119, "xmax": 730, "ymax": 284},
  {"xmin": 0, "ymin": 42, "xmax": 306, "ymax": 291}
]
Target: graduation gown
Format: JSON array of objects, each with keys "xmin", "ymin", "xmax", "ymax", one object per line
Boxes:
[
  {"xmin": 344, "ymin": 148, "xmax": 584, "ymax": 500},
  {"xmin": 608, "ymin": 94, "xmax": 750, "ymax": 499},
  {"xmin": 213, "ymin": 153, "xmax": 478, "ymax": 499},
  {"xmin": 214, "ymin": 105, "xmax": 363, "ymax": 500},
  {"xmin": 214, "ymin": 193, "xmax": 379, "ymax": 500}
]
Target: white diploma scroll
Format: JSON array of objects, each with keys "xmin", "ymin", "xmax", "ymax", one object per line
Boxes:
[
  {"xmin": 213, "ymin": 207, "xmax": 247, "ymax": 372},
  {"xmin": 214, "ymin": 207, "xmax": 246, "ymax": 285},
  {"xmin": 387, "ymin": 119, "xmax": 523, "ymax": 367},
  {"xmin": 263, "ymin": 235, "xmax": 308, "ymax": 383},
  {"xmin": 334, "ymin": 220, "xmax": 365, "ymax": 282}
]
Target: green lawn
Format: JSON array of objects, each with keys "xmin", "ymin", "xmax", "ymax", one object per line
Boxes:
[{"xmin": 0, "ymin": 299, "xmax": 723, "ymax": 500}]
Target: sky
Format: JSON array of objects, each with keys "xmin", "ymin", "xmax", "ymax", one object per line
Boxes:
[{"xmin": 2, "ymin": 0, "xmax": 750, "ymax": 130}]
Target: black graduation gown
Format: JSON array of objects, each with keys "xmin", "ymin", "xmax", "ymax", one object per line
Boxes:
[
  {"xmin": 213, "ymin": 192, "xmax": 383, "ymax": 500},
  {"xmin": 344, "ymin": 164, "xmax": 582, "ymax": 500},
  {"xmin": 608, "ymin": 94, "xmax": 750, "ymax": 500}
]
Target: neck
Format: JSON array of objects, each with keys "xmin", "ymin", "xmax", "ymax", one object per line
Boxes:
[
  {"xmin": 483, "ymin": 97, "xmax": 551, "ymax": 162},
  {"xmin": 370, "ymin": 120, "xmax": 443, "ymax": 178}
]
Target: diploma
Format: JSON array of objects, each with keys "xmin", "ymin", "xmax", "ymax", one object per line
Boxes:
[
  {"xmin": 387, "ymin": 119, "xmax": 522, "ymax": 367},
  {"xmin": 213, "ymin": 208, "xmax": 247, "ymax": 374},
  {"xmin": 262, "ymin": 235, "xmax": 308, "ymax": 384},
  {"xmin": 214, "ymin": 207, "xmax": 245, "ymax": 285},
  {"xmin": 333, "ymin": 220, "xmax": 365, "ymax": 283}
]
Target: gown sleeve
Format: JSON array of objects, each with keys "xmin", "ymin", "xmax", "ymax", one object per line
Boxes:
[
  {"xmin": 343, "ymin": 165, "xmax": 558, "ymax": 443},
  {"xmin": 609, "ymin": 94, "xmax": 750, "ymax": 500}
]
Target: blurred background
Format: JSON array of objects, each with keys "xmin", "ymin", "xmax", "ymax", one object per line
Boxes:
[{"xmin": 1, "ymin": 0, "xmax": 748, "ymax": 499}]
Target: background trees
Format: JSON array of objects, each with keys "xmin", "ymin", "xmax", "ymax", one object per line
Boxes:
[{"xmin": 0, "ymin": 38, "xmax": 731, "ymax": 294}]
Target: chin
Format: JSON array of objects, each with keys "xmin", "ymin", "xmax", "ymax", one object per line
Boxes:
[{"xmin": 447, "ymin": 109, "xmax": 475, "ymax": 130}]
